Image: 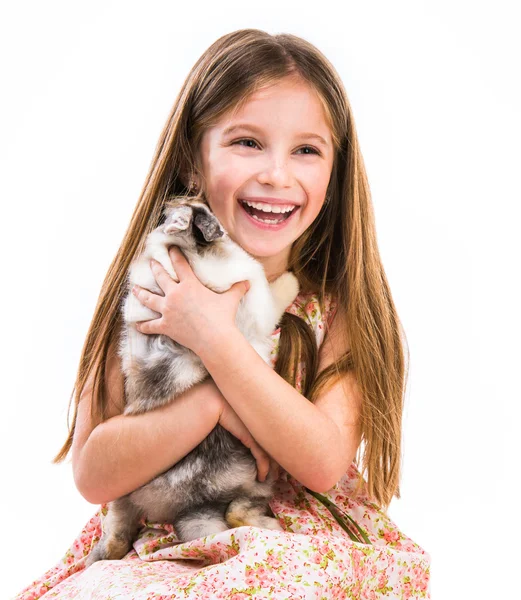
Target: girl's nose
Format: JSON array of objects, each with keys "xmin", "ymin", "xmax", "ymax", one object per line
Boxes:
[{"xmin": 256, "ymin": 160, "xmax": 293, "ymax": 189}]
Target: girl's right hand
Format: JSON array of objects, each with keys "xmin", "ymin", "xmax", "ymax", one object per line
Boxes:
[{"xmin": 217, "ymin": 397, "xmax": 273, "ymax": 483}]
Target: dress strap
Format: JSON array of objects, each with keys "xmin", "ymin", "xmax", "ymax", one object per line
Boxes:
[{"xmin": 284, "ymin": 290, "xmax": 338, "ymax": 350}]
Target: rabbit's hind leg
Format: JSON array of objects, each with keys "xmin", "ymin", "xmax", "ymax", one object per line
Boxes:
[
  {"xmin": 174, "ymin": 503, "xmax": 230, "ymax": 543},
  {"xmin": 225, "ymin": 497, "xmax": 283, "ymax": 532},
  {"xmin": 85, "ymin": 496, "xmax": 142, "ymax": 568}
]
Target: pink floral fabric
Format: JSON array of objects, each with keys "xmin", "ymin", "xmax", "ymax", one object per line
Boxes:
[{"xmin": 15, "ymin": 291, "xmax": 431, "ymax": 599}]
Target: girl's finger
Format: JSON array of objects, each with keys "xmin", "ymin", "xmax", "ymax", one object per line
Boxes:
[
  {"xmin": 269, "ymin": 457, "xmax": 281, "ymax": 479},
  {"xmin": 250, "ymin": 444, "xmax": 270, "ymax": 482},
  {"xmin": 149, "ymin": 259, "xmax": 176, "ymax": 293},
  {"xmin": 168, "ymin": 246, "xmax": 194, "ymax": 281},
  {"xmin": 135, "ymin": 319, "xmax": 158, "ymax": 335},
  {"xmin": 132, "ymin": 285, "xmax": 162, "ymax": 314}
]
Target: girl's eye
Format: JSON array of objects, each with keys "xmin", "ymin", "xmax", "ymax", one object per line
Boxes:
[
  {"xmin": 234, "ymin": 139, "xmax": 259, "ymax": 150},
  {"xmin": 232, "ymin": 139, "xmax": 320, "ymax": 156}
]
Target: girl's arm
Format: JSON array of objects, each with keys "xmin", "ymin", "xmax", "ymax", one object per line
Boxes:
[
  {"xmin": 197, "ymin": 310, "xmax": 362, "ymax": 494},
  {"xmin": 72, "ymin": 342, "xmax": 221, "ymax": 505},
  {"xmin": 129, "ymin": 251, "xmax": 361, "ymax": 494}
]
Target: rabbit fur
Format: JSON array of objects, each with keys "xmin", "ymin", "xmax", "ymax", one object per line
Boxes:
[{"xmin": 85, "ymin": 198, "xmax": 299, "ymax": 566}]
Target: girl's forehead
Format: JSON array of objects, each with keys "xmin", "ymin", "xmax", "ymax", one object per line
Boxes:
[
  {"xmin": 231, "ymin": 78, "xmax": 324, "ymax": 117},
  {"xmin": 207, "ymin": 80, "xmax": 334, "ymax": 142}
]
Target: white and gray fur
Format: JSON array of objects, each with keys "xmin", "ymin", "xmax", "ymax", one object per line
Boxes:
[{"xmin": 86, "ymin": 198, "xmax": 299, "ymax": 566}]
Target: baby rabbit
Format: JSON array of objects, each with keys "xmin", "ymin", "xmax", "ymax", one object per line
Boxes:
[{"xmin": 85, "ymin": 197, "xmax": 299, "ymax": 566}]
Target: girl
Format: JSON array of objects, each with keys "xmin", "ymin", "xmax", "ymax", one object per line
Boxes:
[{"xmin": 16, "ymin": 28, "xmax": 431, "ymax": 599}]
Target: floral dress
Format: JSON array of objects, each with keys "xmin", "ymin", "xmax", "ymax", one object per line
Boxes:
[{"xmin": 15, "ymin": 291, "xmax": 431, "ymax": 600}]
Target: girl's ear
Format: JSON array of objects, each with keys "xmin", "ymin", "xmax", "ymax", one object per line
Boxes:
[
  {"xmin": 180, "ymin": 163, "xmax": 200, "ymax": 193},
  {"xmin": 179, "ymin": 163, "xmax": 192, "ymax": 189},
  {"xmin": 163, "ymin": 205, "xmax": 193, "ymax": 234}
]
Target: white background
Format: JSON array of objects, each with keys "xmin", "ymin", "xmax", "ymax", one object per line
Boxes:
[{"xmin": 1, "ymin": 1, "xmax": 519, "ymax": 598}]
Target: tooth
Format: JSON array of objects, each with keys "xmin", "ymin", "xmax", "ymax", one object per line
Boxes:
[
  {"xmin": 243, "ymin": 200, "xmax": 295, "ymax": 213},
  {"xmin": 252, "ymin": 214, "xmax": 280, "ymax": 223}
]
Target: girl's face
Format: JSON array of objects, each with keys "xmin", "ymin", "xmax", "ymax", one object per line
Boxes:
[{"xmin": 197, "ymin": 76, "xmax": 335, "ymax": 280}]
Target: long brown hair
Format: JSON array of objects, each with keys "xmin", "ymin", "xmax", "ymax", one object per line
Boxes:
[{"xmin": 54, "ymin": 29, "xmax": 408, "ymax": 511}]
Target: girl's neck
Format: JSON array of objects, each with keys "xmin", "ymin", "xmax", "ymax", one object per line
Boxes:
[{"xmin": 256, "ymin": 248, "xmax": 291, "ymax": 283}]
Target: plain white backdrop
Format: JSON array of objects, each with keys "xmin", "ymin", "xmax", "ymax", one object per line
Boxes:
[{"xmin": 1, "ymin": 1, "xmax": 519, "ymax": 598}]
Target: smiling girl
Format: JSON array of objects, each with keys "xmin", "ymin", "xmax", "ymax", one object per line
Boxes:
[{"xmin": 16, "ymin": 28, "xmax": 431, "ymax": 599}]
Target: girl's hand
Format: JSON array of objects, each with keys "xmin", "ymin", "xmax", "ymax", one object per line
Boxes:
[
  {"xmin": 208, "ymin": 378, "xmax": 279, "ymax": 483},
  {"xmin": 132, "ymin": 246, "xmax": 249, "ymax": 355},
  {"xmin": 218, "ymin": 397, "xmax": 277, "ymax": 483}
]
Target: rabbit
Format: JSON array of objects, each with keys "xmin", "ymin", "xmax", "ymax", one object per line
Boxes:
[{"xmin": 85, "ymin": 197, "xmax": 299, "ymax": 566}]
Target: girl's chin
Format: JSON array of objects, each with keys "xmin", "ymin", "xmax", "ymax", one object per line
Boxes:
[
  {"xmin": 236, "ymin": 239, "xmax": 285, "ymax": 259},
  {"xmin": 225, "ymin": 232, "xmax": 285, "ymax": 259}
]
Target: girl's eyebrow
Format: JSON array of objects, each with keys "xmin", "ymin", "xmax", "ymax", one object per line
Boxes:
[{"xmin": 222, "ymin": 123, "xmax": 329, "ymax": 147}]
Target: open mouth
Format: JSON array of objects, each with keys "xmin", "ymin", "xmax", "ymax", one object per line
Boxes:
[{"xmin": 238, "ymin": 200, "xmax": 299, "ymax": 225}]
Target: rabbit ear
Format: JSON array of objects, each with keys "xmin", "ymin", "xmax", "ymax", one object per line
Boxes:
[
  {"xmin": 193, "ymin": 211, "xmax": 224, "ymax": 242},
  {"xmin": 163, "ymin": 205, "xmax": 193, "ymax": 234}
]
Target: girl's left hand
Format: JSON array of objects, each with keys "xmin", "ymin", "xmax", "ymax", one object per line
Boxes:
[{"xmin": 132, "ymin": 246, "xmax": 250, "ymax": 356}]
